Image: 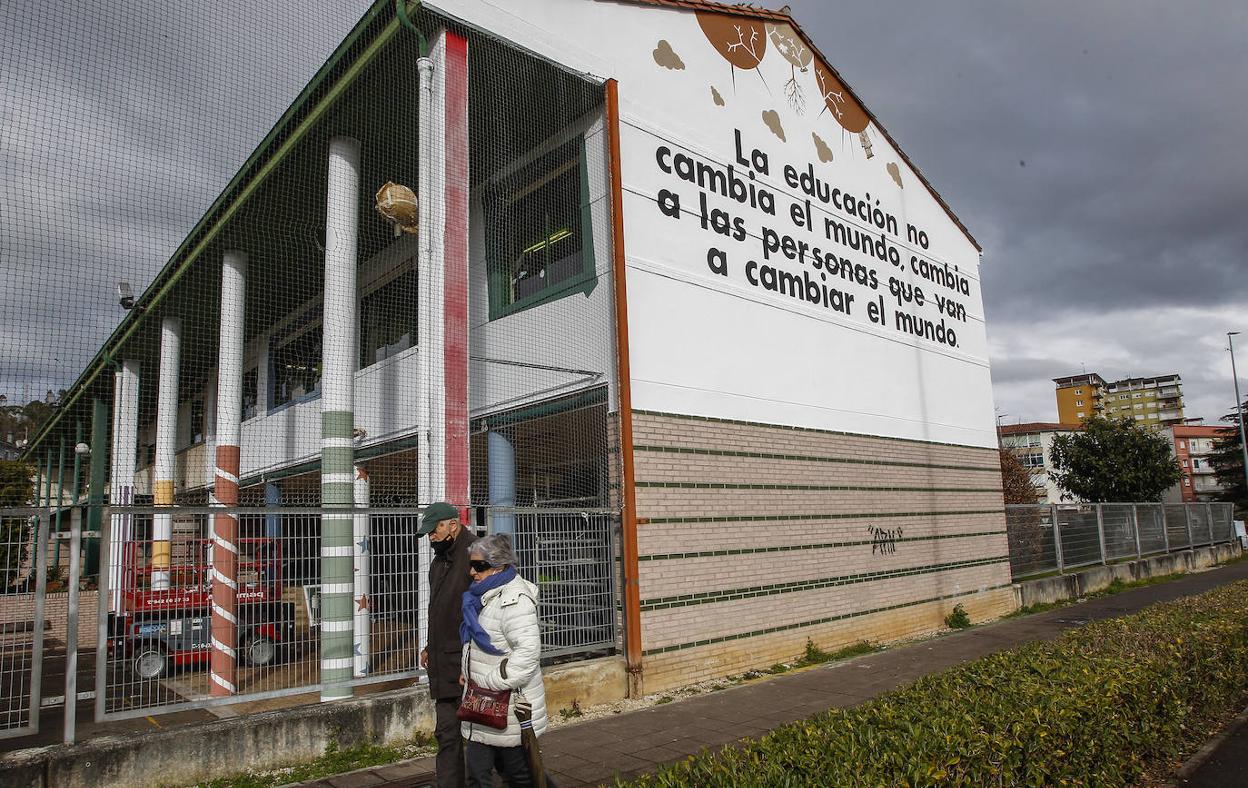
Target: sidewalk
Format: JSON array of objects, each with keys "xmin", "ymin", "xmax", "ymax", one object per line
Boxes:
[{"xmin": 293, "ymin": 558, "xmax": 1248, "ymax": 788}]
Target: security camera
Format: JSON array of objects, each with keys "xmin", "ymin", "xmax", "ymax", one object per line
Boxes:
[
  {"xmin": 74, "ymin": 442, "xmax": 90, "ymax": 457},
  {"xmin": 117, "ymin": 282, "xmax": 135, "ymax": 310}
]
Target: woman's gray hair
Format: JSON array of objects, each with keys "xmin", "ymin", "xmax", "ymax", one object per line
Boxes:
[{"xmin": 469, "ymin": 534, "xmax": 519, "ymax": 568}]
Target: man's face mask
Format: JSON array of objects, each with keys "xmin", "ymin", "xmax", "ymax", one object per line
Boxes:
[{"xmin": 431, "ymin": 535, "xmax": 454, "ymax": 556}]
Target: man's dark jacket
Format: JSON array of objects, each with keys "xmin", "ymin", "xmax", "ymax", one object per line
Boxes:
[{"xmin": 426, "ymin": 525, "xmax": 474, "ymax": 700}]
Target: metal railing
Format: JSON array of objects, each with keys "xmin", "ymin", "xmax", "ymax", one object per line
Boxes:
[
  {"xmin": 1006, "ymin": 502, "xmax": 1236, "ymax": 581},
  {"xmin": 0, "ymin": 504, "xmax": 619, "ymax": 742}
]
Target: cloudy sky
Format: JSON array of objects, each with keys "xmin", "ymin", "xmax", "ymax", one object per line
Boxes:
[{"xmin": 2, "ymin": 0, "xmax": 1245, "ymax": 428}]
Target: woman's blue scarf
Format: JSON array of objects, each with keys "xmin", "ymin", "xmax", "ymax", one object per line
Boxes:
[{"xmin": 460, "ymin": 566, "xmax": 517, "ymax": 656}]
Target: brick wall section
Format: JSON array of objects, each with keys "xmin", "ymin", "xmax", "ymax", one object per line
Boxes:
[{"xmin": 631, "ymin": 411, "xmax": 1015, "ymax": 693}]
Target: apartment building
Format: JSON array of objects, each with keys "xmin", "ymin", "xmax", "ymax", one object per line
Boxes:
[
  {"xmin": 1165, "ymin": 425, "xmax": 1232, "ymax": 503},
  {"xmin": 1054, "ymin": 372, "xmax": 1185, "ymax": 428},
  {"xmin": 999, "ymin": 422, "xmax": 1083, "ymax": 503}
]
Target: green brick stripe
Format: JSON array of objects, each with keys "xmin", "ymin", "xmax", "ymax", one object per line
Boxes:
[
  {"xmin": 643, "ymin": 508, "xmax": 1005, "ymax": 525},
  {"xmin": 640, "ymin": 556, "xmax": 1008, "ymax": 611},
  {"xmin": 642, "ymin": 582, "xmax": 1014, "ymax": 656},
  {"xmin": 636, "ymin": 481, "xmax": 1002, "ymax": 494},
  {"xmin": 639, "ymin": 530, "xmax": 1008, "ymax": 562},
  {"xmin": 633, "ymin": 410, "xmax": 999, "ymax": 454},
  {"xmin": 634, "ymin": 444, "xmax": 1001, "ymax": 474}
]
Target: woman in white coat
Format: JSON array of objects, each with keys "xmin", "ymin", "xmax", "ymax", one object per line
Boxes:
[{"xmin": 459, "ymin": 534, "xmax": 548, "ymax": 787}]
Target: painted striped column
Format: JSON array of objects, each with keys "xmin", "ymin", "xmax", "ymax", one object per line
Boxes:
[
  {"xmin": 210, "ymin": 250, "xmax": 246, "ymax": 697},
  {"xmin": 152, "ymin": 316, "xmax": 180, "ymax": 590},
  {"xmin": 353, "ymin": 465, "xmax": 370, "ymax": 677},
  {"xmin": 320, "ymin": 136, "xmax": 361, "ymax": 701},
  {"xmin": 109, "ymin": 359, "xmax": 140, "ymax": 614},
  {"xmin": 442, "ymin": 30, "xmax": 470, "ymax": 513}
]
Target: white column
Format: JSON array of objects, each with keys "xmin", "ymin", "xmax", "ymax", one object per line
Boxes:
[
  {"xmin": 210, "ymin": 251, "xmax": 246, "ymax": 697},
  {"xmin": 152, "ymin": 317, "xmax": 181, "ymax": 590},
  {"xmin": 353, "ymin": 465, "xmax": 370, "ymax": 677},
  {"xmin": 109, "ymin": 359, "xmax": 141, "ymax": 614},
  {"xmin": 320, "ymin": 135, "xmax": 361, "ymax": 701}
]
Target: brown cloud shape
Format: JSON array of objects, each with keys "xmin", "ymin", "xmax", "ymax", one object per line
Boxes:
[
  {"xmin": 762, "ymin": 110, "xmax": 786, "ymax": 142},
  {"xmin": 812, "ymin": 132, "xmax": 833, "ymax": 163},
  {"xmin": 886, "ymin": 162, "xmax": 903, "ymax": 188},
  {"xmin": 653, "ymin": 40, "xmax": 685, "ymax": 70}
]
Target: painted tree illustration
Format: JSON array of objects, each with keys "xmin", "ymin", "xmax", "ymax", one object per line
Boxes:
[
  {"xmin": 696, "ymin": 12, "xmax": 769, "ymax": 92},
  {"xmin": 815, "ymin": 64, "xmax": 871, "ymax": 155},
  {"xmin": 766, "ymin": 23, "xmax": 813, "ymax": 113}
]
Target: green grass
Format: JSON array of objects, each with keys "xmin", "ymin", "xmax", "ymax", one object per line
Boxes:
[
  {"xmin": 621, "ymin": 579, "xmax": 1248, "ymax": 787},
  {"xmin": 943, "ymin": 603, "xmax": 971, "ymax": 629}
]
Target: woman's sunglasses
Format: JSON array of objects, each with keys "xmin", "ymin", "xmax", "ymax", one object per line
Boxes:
[{"xmin": 469, "ymin": 560, "xmax": 494, "ymax": 573}]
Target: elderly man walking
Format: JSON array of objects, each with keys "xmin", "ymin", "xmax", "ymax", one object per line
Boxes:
[{"xmin": 418, "ymin": 501, "xmax": 474, "ymax": 788}]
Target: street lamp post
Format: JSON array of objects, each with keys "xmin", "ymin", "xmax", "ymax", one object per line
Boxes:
[{"xmin": 1228, "ymin": 332, "xmax": 1248, "ymax": 505}]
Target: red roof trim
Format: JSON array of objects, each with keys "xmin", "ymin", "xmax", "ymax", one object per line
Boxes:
[{"xmin": 597, "ymin": 0, "xmax": 982, "ymax": 252}]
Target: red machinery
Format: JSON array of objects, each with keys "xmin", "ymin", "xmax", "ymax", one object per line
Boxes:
[{"xmin": 110, "ymin": 537, "xmax": 296, "ymax": 681}]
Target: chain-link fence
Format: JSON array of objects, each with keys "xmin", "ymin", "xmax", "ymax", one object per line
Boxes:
[
  {"xmin": 2, "ymin": 0, "xmax": 627, "ymax": 743},
  {"xmin": 0, "ymin": 503, "xmax": 617, "ymax": 735},
  {"xmin": 1005, "ymin": 502, "xmax": 1236, "ymax": 580}
]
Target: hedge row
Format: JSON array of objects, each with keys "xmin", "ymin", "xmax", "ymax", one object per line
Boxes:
[{"xmin": 625, "ymin": 581, "xmax": 1248, "ymax": 787}]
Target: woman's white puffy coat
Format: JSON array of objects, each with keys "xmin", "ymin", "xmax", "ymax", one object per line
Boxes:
[{"xmin": 460, "ymin": 574, "xmax": 547, "ymax": 746}]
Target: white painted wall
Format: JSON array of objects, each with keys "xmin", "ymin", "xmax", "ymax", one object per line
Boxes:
[
  {"xmin": 430, "ymin": 0, "xmax": 997, "ymax": 448},
  {"xmin": 468, "ymin": 114, "xmax": 617, "ymax": 417}
]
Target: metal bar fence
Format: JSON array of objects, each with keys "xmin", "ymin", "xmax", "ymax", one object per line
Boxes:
[
  {"xmin": 1006, "ymin": 502, "xmax": 1238, "ymax": 581},
  {"xmin": 0, "ymin": 512, "xmax": 49, "ymax": 740},
  {"xmin": 0, "ymin": 504, "xmax": 621, "ymax": 730}
]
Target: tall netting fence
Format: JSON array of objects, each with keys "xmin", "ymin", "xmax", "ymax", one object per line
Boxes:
[
  {"xmin": 1005, "ymin": 502, "xmax": 1238, "ymax": 581},
  {"xmin": 1, "ymin": 0, "xmax": 621, "ymax": 736}
]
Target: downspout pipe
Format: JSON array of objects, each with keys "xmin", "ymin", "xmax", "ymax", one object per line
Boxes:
[
  {"xmin": 605, "ymin": 79, "xmax": 645, "ymax": 696},
  {"xmin": 487, "ymin": 431, "xmax": 516, "ymax": 536},
  {"xmin": 414, "ymin": 52, "xmax": 435, "ymax": 658}
]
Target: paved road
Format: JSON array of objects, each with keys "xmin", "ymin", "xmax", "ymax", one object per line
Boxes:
[
  {"xmin": 1176, "ymin": 709, "xmax": 1248, "ymax": 787},
  {"xmin": 290, "ymin": 558, "xmax": 1248, "ymax": 788}
]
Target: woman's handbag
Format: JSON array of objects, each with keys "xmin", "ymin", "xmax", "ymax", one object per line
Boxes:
[{"xmin": 457, "ymin": 679, "xmax": 511, "ymax": 729}]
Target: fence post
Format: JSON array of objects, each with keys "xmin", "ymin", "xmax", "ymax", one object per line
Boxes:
[
  {"xmin": 1205, "ymin": 503, "xmax": 1215, "ymax": 545},
  {"xmin": 1161, "ymin": 505, "xmax": 1170, "ymax": 553},
  {"xmin": 94, "ymin": 508, "xmax": 111, "ymax": 724},
  {"xmin": 1184, "ymin": 505, "xmax": 1194, "ymax": 549},
  {"xmin": 1132, "ymin": 504, "xmax": 1142, "ymax": 558},
  {"xmin": 63, "ymin": 505, "xmax": 83, "ymax": 744},
  {"xmin": 29, "ymin": 512, "xmax": 50, "ymax": 736},
  {"xmin": 1052, "ymin": 504, "xmax": 1065, "ymax": 574},
  {"xmin": 1095, "ymin": 504, "xmax": 1108, "ymax": 565}
]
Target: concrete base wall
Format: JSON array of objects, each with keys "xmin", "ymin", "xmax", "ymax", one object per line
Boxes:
[
  {"xmin": 1, "ymin": 657, "xmax": 626, "ymax": 788},
  {"xmin": 1015, "ymin": 543, "xmax": 1242, "ymax": 609}
]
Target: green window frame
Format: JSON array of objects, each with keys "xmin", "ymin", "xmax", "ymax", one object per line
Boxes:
[{"xmin": 484, "ymin": 135, "xmax": 596, "ymax": 320}]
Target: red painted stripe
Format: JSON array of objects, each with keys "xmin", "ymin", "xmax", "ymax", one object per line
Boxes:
[{"xmin": 443, "ymin": 30, "xmax": 470, "ymax": 513}]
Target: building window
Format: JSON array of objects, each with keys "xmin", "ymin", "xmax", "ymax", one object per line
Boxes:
[
  {"xmin": 484, "ymin": 136, "xmax": 596, "ymax": 320},
  {"xmin": 242, "ymin": 368, "xmax": 258, "ymax": 421},
  {"xmin": 1076, "ymin": 411, "xmax": 1085, "ymax": 418},
  {"xmin": 1135, "ymin": 414, "xmax": 1144, "ymax": 420},
  {"xmin": 271, "ymin": 316, "xmax": 323, "ymax": 409},
  {"xmin": 1184, "ymin": 478, "xmax": 1191, "ymax": 487},
  {"xmin": 1181, "ymin": 459, "xmax": 1188, "ymax": 467},
  {"xmin": 1147, "ymin": 414, "xmax": 1157, "ymax": 419},
  {"xmin": 190, "ymin": 398, "xmax": 204, "ymax": 444},
  {"xmin": 1134, "ymin": 403, "xmax": 1143, "ymax": 409},
  {"xmin": 360, "ymin": 266, "xmax": 418, "ymax": 367},
  {"xmin": 1179, "ymin": 441, "xmax": 1187, "ymax": 449},
  {"xmin": 1074, "ymin": 388, "xmax": 1083, "ymax": 395},
  {"xmin": 1075, "ymin": 400, "xmax": 1084, "ymax": 406}
]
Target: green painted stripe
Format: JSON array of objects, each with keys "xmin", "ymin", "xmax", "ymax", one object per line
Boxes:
[
  {"xmin": 322, "ymin": 410, "xmax": 355, "ymax": 438},
  {"xmin": 634, "ymin": 444, "xmax": 1001, "ymax": 474},
  {"xmin": 639, "ymin": 556, "xmax": 1008, "ymax": 611},
  {"xmin": 633, "ymin": 410, "xmax": 998, "ymax": 454},
  {"xmin": 638, "ymin": 530, "xmax": 1008, "ymax": 561},
  {"xmin": 643, "ymin": 509, "xmax": 1005, "ymax": 525},
  {"xmin": 635, "ymin": 481, "xmax": 1002, "ymax": 493},
  {"xmin": 641, "ymin": 583, "xmax": 1014, "ymax": 656}
]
